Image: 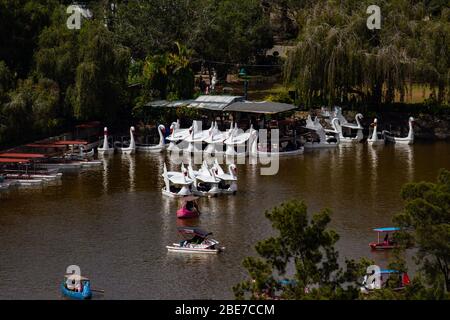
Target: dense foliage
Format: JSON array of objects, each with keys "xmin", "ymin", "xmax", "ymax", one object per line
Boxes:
[
  {"xmin": 0, "ymin": 0, "xmax": 274, "ymax": 147},
  {"xmin": 394, "ymin": 169, "xmax": 450, "ymax": 296},
  {"xmin": 0, "ymin": 2, "xmax": 131, "ymax": 147},
  {"xmin": 284, "ymin": 0, "xmax": 449, "ymax": 107},
  {"xmin": 233, "ymin": 199, "xmax": 370, "ymax": 299},
  {"xmin": 0, "ymin": 0, "xmax": 448, "ymax": 147},
  {"xmin": 234, "ymin": 171, "xmax": 450, "ymax": 300}
]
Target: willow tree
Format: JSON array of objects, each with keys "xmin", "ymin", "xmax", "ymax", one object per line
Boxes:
[
  {"xmin": 72, "ymin": 21, "xmax": 131, "ymax": 122},
  {"xmin": 415, "ymin": 11, "xmax": 450, "ymax": 104},
  {"xmin": 284, "ymin": 0, "xmax": 447, "ymax": 107}
]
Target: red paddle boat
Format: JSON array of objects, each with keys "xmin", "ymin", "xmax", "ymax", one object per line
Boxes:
[
  {"xmin": 176, "ymin": 196, "xmax": 201, "ymax": 219},
  {"xmin": 369, "ymin": 227, "xmax": 400, "ymax": 250}
]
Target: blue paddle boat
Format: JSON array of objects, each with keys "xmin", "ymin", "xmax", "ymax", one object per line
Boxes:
[
  {"xmin": 61, "ymin": 274, "xmax": 92, "ymax": 300},
  {"xmin": 361, "ymin": 269, "xmax": 410, "ymax": 293}
]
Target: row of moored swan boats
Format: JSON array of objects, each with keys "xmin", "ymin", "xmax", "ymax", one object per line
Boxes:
[
  {"xmin": 97, "ymin": 112, "xmax": 415, "ymax": 157},
  {"xmin": 1, "ymin": 108, "xmax": 415, "ymax": 194}
]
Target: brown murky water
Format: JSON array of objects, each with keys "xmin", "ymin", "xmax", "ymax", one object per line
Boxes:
[{"xmin": 0, "ymin": 142, "xmax": 449, "ymax": 299}]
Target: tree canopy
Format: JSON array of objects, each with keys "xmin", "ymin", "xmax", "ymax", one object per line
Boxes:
[
  {"xmin": 235, "ymin": 176, "xmax": 450, "ymax": 300},
  {"xmin": 0, "ymin": 2, "xmax": 130, "ymax": 147},
  {"xmin": 0, "ymin": 0, "xmax": 448, "ymax": 146},
  {"xmin": 284, "ymin": 0, "xmax": 449, "ymax": 107},
  {"xmin": 394, "ymin": 168, "xmax": 450, "ymax": 295},
  {"xmin": 233, "ymin": 199, "xmax": 369, "ymax": 300}
]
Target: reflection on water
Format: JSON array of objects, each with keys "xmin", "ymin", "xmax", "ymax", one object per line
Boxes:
[
  {"xmin": 367, "ymin": 145, "xmax": 379, "ymax": 202},
  {"xmin": 395, "ymin": 144, "xmax": 414, "ymax": 181},
  {"xmin": 102, "ymin": 157, "xmax": 110, "ymax": 193},
  {"xmin": 0, "ymin": 142, "xmax": 449, "ymax": 299}
]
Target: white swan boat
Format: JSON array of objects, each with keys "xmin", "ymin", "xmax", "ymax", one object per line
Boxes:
[
  {"xmin": 331, "ymin": 113, "xmax": 364, "ymax": 143},
  {"xmin": 382, "ymin": 117, "xmax": 415, "ymax": 145},
  {"xmin": 79, "ymin": 146, "xmax": 94, "ymax": 159},
  {"xmin": 224, "ymin": 123, "xmax": 252, "ymax": 156},
  {"xmin": 187, "ymin": 161, "xmax": 221, "ymax": 197},
  {"xmin": 203, "ymin": 122, "xmax": 229, "ymax": 155},
  {"xmin": 367, "ymin": 118, "xmax": 385, "ymax": 146},
  {"xmin": 162, "ymin": 163, "xmax": 194, "ymax": 197},
  {"xmin": 136, "ymin": 124, "xmax": 167, "ymax": 152},
  {"xmin": 184, "ymin": 121, "xmax": 211, "ymax": 154},
  {"xmin": 97, "ymin": 127, "xmax": 115, "ymax": 155},
  {"xmin": 304, "ymin": 115, "xmax": 339, "ymax": 149},
  {"xmin": 166, "ymin": 120, "xmax": 190, "ymax": 152},
  {"xmin": 115, "ymin": 126, "xmax": 136, "ymax": 154},
  {"xmin": 249, "ymin": 126, "xmax": 304, "ymax": 156},
  {"xmin": 166, "ymin": 227, "xmax": 224, "ymax": 254},
  {"xmin": 211, "ymin": 159, "xmax": 238, "ymax": 194}
]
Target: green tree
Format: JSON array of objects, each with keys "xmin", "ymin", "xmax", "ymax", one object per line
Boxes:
[
  {"xmin": 138, "ymin": 42, "xmax": 194, "ymax": 101},
  {"xmin": 114, "ymin": 0, "xmax": 200, "ymax": 59},
  {"xmin": 115, "ymin": 0, "xmax": 274, "ymax": 80},
  {"xmin": 72, "ymin": 21, "xmax": 130, "ymax": 122},
  {"xmin": 284, "ymin": 0, "xmax": 450, "ymax": 107},
  {"xmin": 233, "ymin": 199, "xmax": 369, "ymax": 300},
  {"xmin": 0, "ymin": 0, "xmax": 58, "ymax": 77},
  {"xmin": 0, "ymin": 78, "xmax": 60, "ymax": 145},
  {"xmin": 0, "ymin": 61, "xmax": 14, "ymax": 103},
  {"xmin": 192, "ymin": 0, "xmax": 274, "ymax": 78},
  {"xmin": 34, "ymin": 4, "xmax": 80, "ymax": 118},
  {"xmin": 393, "ymin": 169, "xmax": 450, "ymax": 294},
  {"xmin": 34, "ymin": 5, "xmax": 130, "ymax": 123}
]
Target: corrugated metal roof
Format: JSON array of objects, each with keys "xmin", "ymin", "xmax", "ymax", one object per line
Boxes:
[
  {"xmin": 224, "ymin": 101, "xmax": 297, "ymax": 114},
  {"xmin": 143, "ymin": 95, "xmax": 295, "ymax": 113},
  {"xmin": 188, "ymin": 95, "xmax": 244, "ymax": 111},
  {"xmin": 144, "ymin": 100, "xmax": 193, "ymax": 108}
]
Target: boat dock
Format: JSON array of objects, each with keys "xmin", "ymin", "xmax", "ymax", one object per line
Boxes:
[{"xmin": 0, "ymin": 123, "xmax": 103, "ymax": 193}]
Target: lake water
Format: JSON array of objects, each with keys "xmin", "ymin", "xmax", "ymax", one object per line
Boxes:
[{"xmin": 0, "ymin": 141, "xmax": 449, "ymax": 299}]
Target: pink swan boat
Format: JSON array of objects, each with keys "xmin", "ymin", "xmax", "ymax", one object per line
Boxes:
[{"xmin": 176, "ymin": 196, "xmax": 201, "ymax": 219}]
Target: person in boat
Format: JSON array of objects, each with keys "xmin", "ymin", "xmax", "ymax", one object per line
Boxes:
[
  {"xmin": 190, "ymin": 234, "xmax": 204, "ymax": 244},
  {"xmin": 383, "ymin": 233, "xmax": 395, "ymax": 246},
  {"xmin": 77, "ymin": 281, "xmax": 83, "ymax": 292},
  {"xmin": 186, "ymin": 200, "xmax": 194, "ymax": 211},
  {"xmin": 180, "ymin": 234, "xmax": 204, "ymax": 247},
  {"xmin": 66, "ymin": 279, "xmax": 82, "ymax": 292},
  {"xmin": 184, "ymin": 199, "xmax": 200, "ymax": 214}
]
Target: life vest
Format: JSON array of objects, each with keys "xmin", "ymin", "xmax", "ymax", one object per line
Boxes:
[{"xmin": 402, "ymin": 273, "xmax": 410, "ymax": 286}]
